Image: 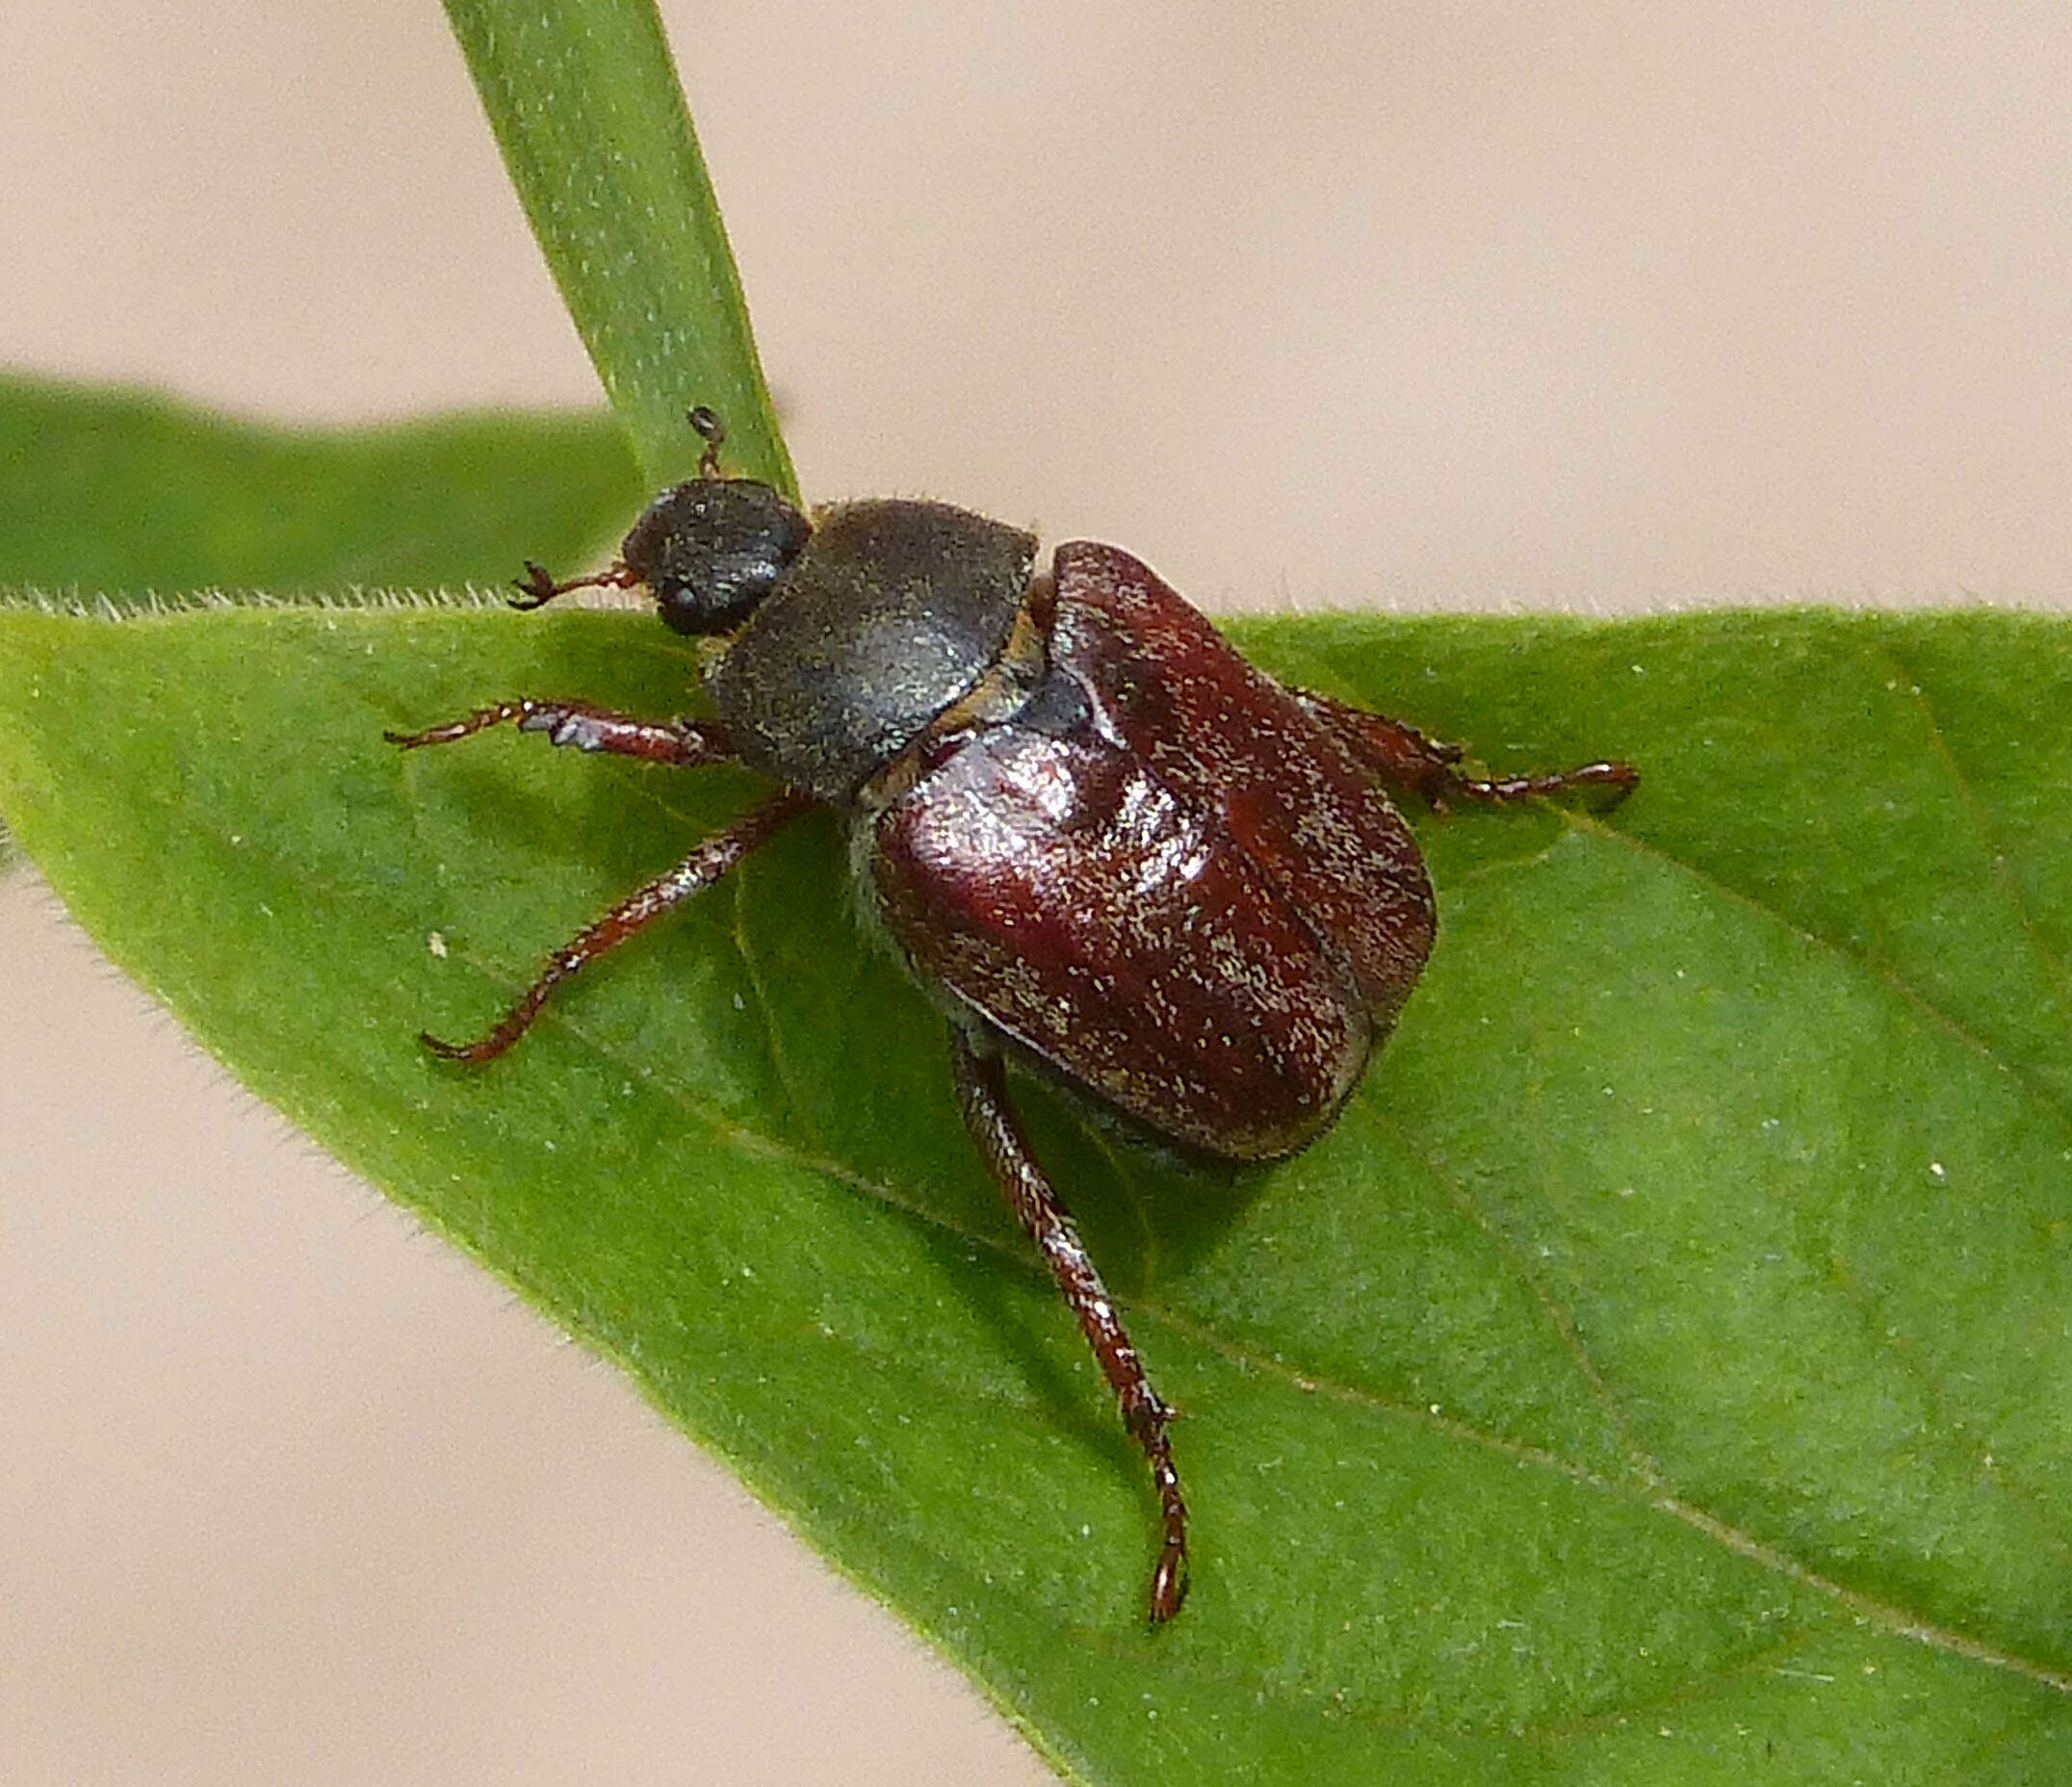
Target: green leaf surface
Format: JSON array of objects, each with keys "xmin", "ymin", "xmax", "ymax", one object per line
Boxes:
[
  {"xmin": 0, "ymin": 372, "xmax": 642, "ymax": 872},
  {"xmin": 0, "ymin": 372, "xmax": 642, "ymax": 601},
  {"xmin": 2, "ymin": 602, "xmax": 2069, "ymax": 1784},
  {"xmin": 441, "ymin": 0, "xmax": 792, "ymax": 494}
]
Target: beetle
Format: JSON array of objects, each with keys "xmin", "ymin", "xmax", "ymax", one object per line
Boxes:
[{"xmin": 386, "ymin": 408, "xmax": 1636, "ymax": 1622}]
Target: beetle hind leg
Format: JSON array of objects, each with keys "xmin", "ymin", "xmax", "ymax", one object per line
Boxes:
[
  {"xmin": 1293, "ymin": 689, "xmax": 1638, "ymax": 812},
  {"xmin": 948, "ymin": 1027, "xmax": 1191, "ymax": 1623}
]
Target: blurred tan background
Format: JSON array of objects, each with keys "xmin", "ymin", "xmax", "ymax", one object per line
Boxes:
[{"xmin": 3, "ymin": 2, "xmax": 2069, "ymax": 1781}]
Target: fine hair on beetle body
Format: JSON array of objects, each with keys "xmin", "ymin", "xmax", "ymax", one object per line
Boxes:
[{"xmin": 386, "ymin": 405, "xmax": 1637, "ymax": 1624}]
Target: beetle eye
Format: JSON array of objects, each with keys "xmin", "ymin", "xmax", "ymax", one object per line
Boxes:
[{"xmin": 620, "ymin": 479, "xmax": 811, "ymax": 635}]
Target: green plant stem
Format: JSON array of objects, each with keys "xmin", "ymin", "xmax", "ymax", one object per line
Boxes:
[{"xmin": 442, "ymin": 0, "xmax": 795, "ymax": 497}]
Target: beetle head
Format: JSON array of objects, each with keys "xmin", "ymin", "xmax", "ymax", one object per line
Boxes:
[{"xmin": 620, "ymin": 477, "xmax": 812, "ymax": 637}]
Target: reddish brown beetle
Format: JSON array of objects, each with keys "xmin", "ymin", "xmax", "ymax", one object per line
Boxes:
[{"xmin": 387, "ymin": 410, "xmax": 1636, "ymax": 1622}]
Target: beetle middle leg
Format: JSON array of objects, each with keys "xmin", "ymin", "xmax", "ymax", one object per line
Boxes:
[
  {"xmin": 416, "ymin": 787, "xmax": 810, "ymax": 1064},
  {"xmin": 1292, "ymin": 689, "xmax": 1638, "ymax": 812},
  {"xmin": 948, "ymin": 1026, "xmax": 1190, "ymax": 1624}
]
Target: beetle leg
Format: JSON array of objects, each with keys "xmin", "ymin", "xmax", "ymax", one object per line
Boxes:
[
  {"xmin": 386, "ymin": 698, "xmax": 737, "ymax": 768},
  {"xmin": 421, "ymin": 788, "xmax": 811, "ymax": 1064},
  {"xmin": 1292, "ymin": 689, "xmax": 1638, "ymax": 812},
  {"xmin": 948, "ymin": 1027, "xmax": 1190, "ymax": 1624}
]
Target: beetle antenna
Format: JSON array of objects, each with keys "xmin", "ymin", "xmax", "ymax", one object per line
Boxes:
[
  {"xmin": 508, "ymin": 559, "xmax": 641, "ymax": 611},
  {"xmin": 688, "ymin": 404, "xmax": 727, "ymax": 479}
]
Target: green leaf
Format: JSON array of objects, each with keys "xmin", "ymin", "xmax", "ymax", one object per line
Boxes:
[
  {"xmin": 0, "ymin": 373, "xmax": 645, "ymax": 869},
  {"xmin": 0, "ymin": 372, "xmax": 643, "ymax": 603},
  {"xmin": 441, "ymin": 0, "xmax": 793, "ymax": 495},
  {"xmin": 2, "ymin": 602, "xmax": 2068, "ymax": 1782}
]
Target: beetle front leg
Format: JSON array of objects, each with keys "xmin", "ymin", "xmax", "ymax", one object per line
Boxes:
[
  {"xmin": 422, "ymin": 788, "xmax": 811, "ymax": 1064},
  {"xmin": 386, "ymin": 697, "xmax": 737, "ymax": 768},
  {"xmin": 948, "ymin": 1026, "xmax": 1190, "ymax": 1624},
  {"xmin": 1292, "ymin": 689, "xmax": 1638, "ymax": 811}
]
